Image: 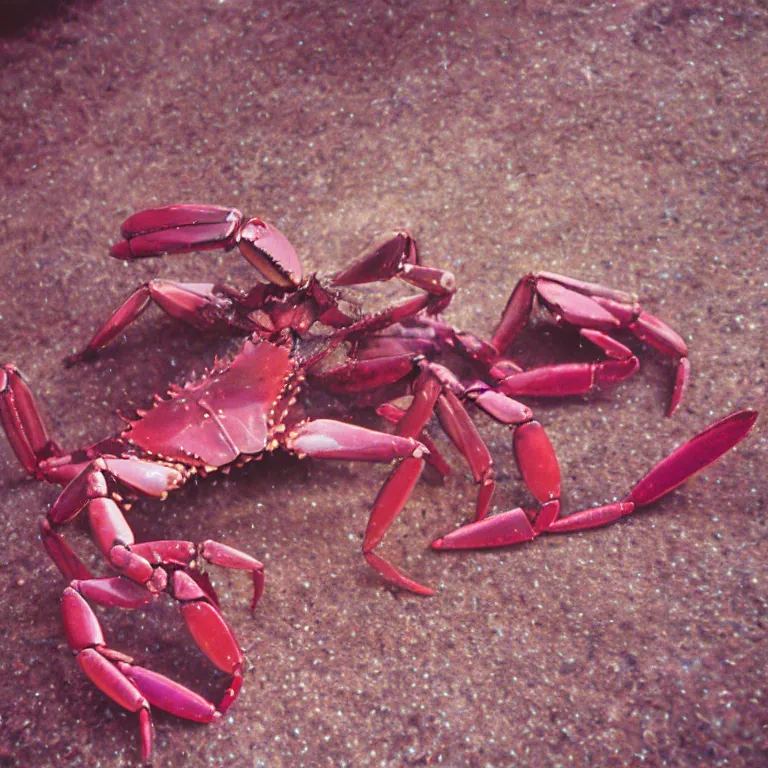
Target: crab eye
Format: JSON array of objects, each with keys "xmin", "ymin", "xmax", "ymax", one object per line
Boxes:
[{"xmin": 236, "ymin": 218, "xmax": 303, "ymax": 288}]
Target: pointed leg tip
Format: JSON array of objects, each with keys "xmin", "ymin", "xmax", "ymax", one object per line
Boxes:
[
  {"xmin": 743, "ymin": 408, "xmax": 759, "ymax": 427},
  {"xmin": 431, "ymin": 538, "xmax": 446, "ymax": 551},
  {"xmin": 666, "ymin": 356, "xmax": 691, "ymax": 417},
  {"xmin": 64, "ymin": 352, "xmax": 91, "ymax": 368},
  {"xmin": 138, "ymin": 707, "xmax": 153, "ymax": 765},
  {"xmin": 717, "ymin": 408, "xmax": 759, "ymax": 436},
  {"xmin": 363, "ymin": 550, "xmax": 435, "ymax": 595}
]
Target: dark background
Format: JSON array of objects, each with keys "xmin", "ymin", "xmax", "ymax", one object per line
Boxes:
[{"xmin": 0, "ymin": 1, "xmax": 765, "ymax": 766}]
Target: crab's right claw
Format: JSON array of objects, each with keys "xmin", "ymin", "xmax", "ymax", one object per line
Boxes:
[{"xmin": 111, "ymin": 204, "xmax": 244, "ymax": 260}]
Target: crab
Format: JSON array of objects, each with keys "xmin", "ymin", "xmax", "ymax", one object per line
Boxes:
[{"xmin": 0, "ymin": 204, "xmax": 758, "ymax": 763}]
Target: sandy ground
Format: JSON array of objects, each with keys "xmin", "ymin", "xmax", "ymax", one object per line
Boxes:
[{"xmin": 0, "ymin": 1, "xmax": 765, "ymax": 766}]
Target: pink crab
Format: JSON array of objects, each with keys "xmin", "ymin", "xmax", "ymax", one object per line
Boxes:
[{"xmin": 0, "ymin": 204, "xmax": 757, "ymax": 762}]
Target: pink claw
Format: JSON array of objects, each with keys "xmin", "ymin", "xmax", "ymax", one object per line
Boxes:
[
  {"xmin": 112, "ymin": 204, "xmax": 243, "ymax": 259},
  {"xmin": 236, "ymin": 217, "xmax": 303, "ymax": 287}
]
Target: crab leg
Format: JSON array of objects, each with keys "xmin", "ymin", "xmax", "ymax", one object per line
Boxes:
[
  {"xmin": 333, "ymin": 294, "xmax": 438, "ymax": 340},
  {"xmin": 285, "ymin": 418, "xmax": 433, "ymax": 594},
  {"xmin": 42, "ymin": 458, "xmax": 264, "ymax": 611},
  {"xmin": 486, "ymin": 271, "xmax": 689, "ymax": 415},
  {"xmin": 332, "ymin": 230, "xmax": 420, "ymax": 287},
  {"xmin": 490, "ymin": 274, "xmax": 537, "ymax": 354},
  {"xmin": 412, "ymin": 362, "xmax": 537, "ymax": 522},
  {"xmin": 310, "ymin": 353, "xmax": 417, "ymax": 395},
  {"xmin": 362, "ymin": 457, "xmax": 429, "ymax": 593},
  {"xmin": 62, "ymin": 586, "xmax": 155, "ymax": 763},
  {"xmin": 355, "ymin": 334, "xmax": 440, "ymax": 361},
  {"xmin": 432, "ymin": 409, "xmax": 757, "ymax": 550},
  {"xmin": 544, "ymin": 408, "xmax": 757, "ymax": 534},
  {"xmin": 353, "ymin": 366, "xmax": 535, "ymax": 590},
  {"xmin": 40, "ymin": 519, "xmax": 94, "ymax": 581},
  {"xmin": 39, "ymin": 455, "xmax": 264, "ymax": 677},
  {"xmin": 360, "ymin": 372, "xmax": 444, "ymax": 591},
  {"xmin": 332, "ymin": 230, "xmax": 456, "ymax": 318},
  {"xmin": 131, "ymin": 539, "xmax": 265, "ymax": 613},
  {"xmin": 0, "ymin": 365, "xmax": 61, "ymax": 477},
  {"xmin": 50, "ymin": 504, "xmax": 257, "ymax": 730},
  {"xmin": 170, "ymin": 570, "xmax": 247, "ymax": 713},
  {"xmin": 623, "ymin": 408, "xmax": 758, "ymax": 505},
  {"xmin": 434, "ymin": 389, "xmax": 496, "ymax": 521},
  {"xmin": 66, "ymin": 562, "xmax": 251, "ymax": 714},
  {"xmin": 628, "ymin": 312, "xmax": 690, "ymax": 417},
  {"xmin": 427, "ymin": 408, "xmax": 561, "ymax": 551},
  {"xmin": 62, "ymin": 583, "xmax": 223, "ymax": 763},
  {"xmin": 579, "ymin": 328, "xmax": 634, "ymax": 360},
  {"xmin": 376, "ymin": 402, "xmax": 452, "ymax": 478},
  {"xmin": 496, "ymin": 357, "xmax": 640, "ymax": 398},
  {"xmin": 66, "ymin": 281, "xmax": 236, "ymax": 364}
]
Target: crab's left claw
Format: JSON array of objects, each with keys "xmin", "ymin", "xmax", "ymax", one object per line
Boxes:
[{"xmin": 236, "ymin": 217, "xmax": 303, "ymax": 288}]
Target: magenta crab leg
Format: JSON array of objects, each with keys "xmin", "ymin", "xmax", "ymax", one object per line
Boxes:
[
  {"xmin": 331, "ymin": 230, "xmax": 420, "ymax": 287},
  {"xmin": 330, "ymin": 229, "xmax": 456, "ymax": 321},
  {"xmin": 66, "ymin": 281, "xmax": 234, "ymax": 365},
  {"xmin": 488, "ymin": 271, "xmax": 690, "ymax": 415},
  {"xmin": 311, "ymin": 353, "xmax": 416, "ymax": 395},
  {"xmin": 286, "ymin": 417, "xmax": 433, "ymax": 594},
  {"xmin": 62, "ymin": 587, "xmax": 155, "ymax": 763},
  {"xmin": 0, "ymin": 365, "xmax": 61, "ymax": 476},
  {"xmin": 497, "ymin": 357, "xmax": 640, "ymax": 398},
  {"xmin": 432, "ymin": 409, "xmax": 757, "ymax": 550},
  {"xmin": 376, "ymin": 402, "xmax": 452, "ymax": 478},
  {"xmin": 512, "ymin": 420, "xmax": 561, "ymax": 504},
  {"xmin": 434, "ymin": 389, "xmax": 496, "ymax": 521},
  {"xmin": 624, "ymin": 409, "xmax": 758, "ymax": 506},
  {"xmin": 579, "ymin": 328, "xmax": 634, "ymax": 360},
  {"xmin": 490, "ymin": 273, "xmax": 536, "ymax": 354},
  {"xmin": 119, "ymin": 663, "xmax": 219, "ymax": 724},
  {"xmin": 363, "ymin": 456, "xmax": 431, "ymax": 594},
  {"xmin": 62, "ymin": 582, "xmax": 232, "ymax": 764},
  {"xmin": 43, "ymin": 459, "xmax": 264, "ymax": 610}
]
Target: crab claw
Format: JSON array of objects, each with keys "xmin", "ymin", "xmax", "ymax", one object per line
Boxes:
[
  {"xmin": 111, "ymin": 204, "xmax": 243, "ymax": 259},
  {"xmin": 236, "ymin": 218, "xmax": 303, "ymax": 288}
]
